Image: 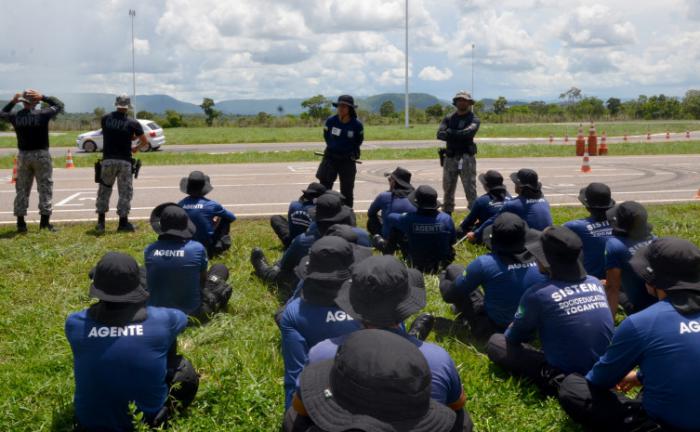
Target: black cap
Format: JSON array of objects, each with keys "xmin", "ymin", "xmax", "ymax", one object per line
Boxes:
[
  {"xmin": 324, "ymin": 224, "xmax": 374, "ymax": 262},
  {"xmin": 478, "ymin": 170, "xmax": 506, "ymax": 191},
  {"xmin": 408, "ymin": 185, "xmax": 440, "ymax": 210},
  {"xmin": 335, "ymin": 255, "xmax": 426, "ymax": 326},
  {"xmin": 299, "ymin": 329, "xmax": 456, "ymax": 432},
  {"xmin": 332, "ymin": 95, "xmax": 358, "ymax": 109},
  {"xmin": 149, "ymin": 203, "xmax": 196, "ymax": 239},
  {"xmin": 301, "ymin": 182, "xmax": 327, "ymax": 200},
  {"xmin": 483, "ymin": 213, "xmax": 538, "ymax": 254},
  {"xmin": 510, "ymin": 169, "xmax": 542, "ymax": 191},
  {"xmin": 315, "ymin": 193, "xmax": 353, "ymax": 225},
  {"xmin": 180, "ymin": 171, "xmax": 213, "ymax": 197},
  {"xmin": 384, "ymin": 166, "xmax": 413, "ymax": 191},
  {"xmin": 606, "ymin": 201, "xmax": 651, "ymax": 238},
  {"xmin": 578, "ymin": 183, "xmax": 615, "ymax": 210},
  {"xmin": 89, "ymin": 252, "xmax": 149, "ymax": 303},
  {"xmin": 630, "ymin": 237, "xmax": 700, "ymax": 293},
  {"xmin": 298, "ymin": 237, "xmax": 354, "ymax": 306},
  {"xmin": 526, "ymin": 226, "xmax": 586, "ymax": 281}
]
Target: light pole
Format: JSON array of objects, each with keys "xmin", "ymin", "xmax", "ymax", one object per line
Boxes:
[
  {"xmin": 129, "ymin": 9, "xmax": 137, "ymax": 115},
  {"xmin": 471, "ymin": 43, "xmax": 475, "ymax": 98},
  {"xmin": 404, "ymin": 0, "xmax": 409, "ymax": 128}
]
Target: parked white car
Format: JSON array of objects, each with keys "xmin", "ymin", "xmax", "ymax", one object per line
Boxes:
[{"xmin": 76, "ymin": 119, "xmax": 166, "ymax": 152}]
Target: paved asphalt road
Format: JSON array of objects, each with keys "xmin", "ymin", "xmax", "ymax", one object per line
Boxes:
[{"xmin": 1, "ymin": 155, "xmax": 699, "ymax": 225}]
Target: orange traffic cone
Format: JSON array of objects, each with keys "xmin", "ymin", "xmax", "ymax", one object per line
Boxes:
[
  {"xmin": 576, "ymin": 124, "xmax": 585, "ymax": 156},
  {"xmin": 666, "ymin": 130, "xmax": 670, "ymax": 140},
  {"xmin": 647, "ymin": 132, "xmax": 651, "ymax": 141},
  {"xmin": 695, "ymin": 188, "xmax": 700, "ymax": 199},
  {"xmin": 549, "ymin": 134, "xmax": 553, "ymax": 144},
  {"xmin": 623, "ymin": 133, "xmax": 628, "ymax": 142},
  {"xmin": 10, "ymin": 156, "xmax": 17, "ymax": 184},
  {"xmin": 581, "ymin": 151, "xmax": 591, "ymax": 173},
  {"xmin": 587, "ymin": 123, "xmax": 598, "ymax": 155},
  {"xmin": 65, "ymin": 150, "xmax": 75, "ymax": 169},
  {"xmin": 564, "ymin": 132, "xmax": 569, "ymax": 143},
  {"xmin": 599, "ymin": 131, "xmax": 608, "ymax": 155}
]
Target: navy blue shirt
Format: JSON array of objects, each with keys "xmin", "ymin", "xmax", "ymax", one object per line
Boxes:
[
  {"xmin": 323, "ymin": 115, "xmax": 363, "ymax": 157},
  {"xmin": 453, "ymin": 255, "xmax": 547, "ymax": 327},
  {"xmin": 280, "ymin": 297, "xmax": 361, "ymax": 408},
  {"xmin": 506, "ymin": 276, "xmax": 614, "ymax": 374},
  {"xmin": 475, "ymin": 195, "xmax": 553, "ymax": 240},
  {"xmin": 0, "ymin": 96, "xmax": 63, "ymax": 151},
  {"xmin": 459, "ymin": 192, "xmax": 511, "ymax": 231},
  {"xmin": 178, "ymin": 196, "xmax": 236, "ymax": 248},
  {"xmin": 65, "ymin": 306, "xmax": 187, "ymax": 431},
  {"xmin": 391, "ymin": 211, "xmax": 456, "ymax": 267},
  {"xmin": 586, "ymin": 301, "xmax": 700, "ymax": 431},
  {"xmin": 101, "ymin": 111, "xmax": 144, "ymax": 161},
  {"xmin": 287, "ymin": 200, "xmax": 315, "ymax": 240},
  {"xmin": 605, "ymin": 236, "xmax": 657, "ymax": 310},
  {"xmin": 564, "ymin": 217, "xmax": 613, "ymax": 279},
  {"xmin": 279, "ymin": 223, "xmax": 370, "ymax": 272},
  {"xmin": 145, "ymin": 238, "xmax": 208, "ymax": 315},
  {"xmin": 367, "ymin": 191, "xmax": 416, "ymax": 238}
]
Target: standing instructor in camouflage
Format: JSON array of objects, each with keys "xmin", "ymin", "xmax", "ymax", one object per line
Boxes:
[
  {"xmin": 95, "ymin": 94, "xmax": 148, "ymax": 233},
  {"xmin": 437, "ymin": 91, "xmax": 481, "ymax": 214},
  {"xmin": 1, "ymin": 89, "xmax": 64, "ymax": 232}
]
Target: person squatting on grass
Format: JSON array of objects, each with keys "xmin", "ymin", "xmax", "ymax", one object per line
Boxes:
[
  {"xmin": 65, "ymin": 252, "xmax": 199, "ymax": 431},
  {"xmin": 366, "ymin": 166, "xmax": 416, "ymax": 239},
  {"xmin": 270, "ymin": 182, "xmax": 327, "ymax": 250},
  {"xmin": 145, "ymin": 203, "xmax": 232, "ymax": 323},
  {"xmin": 456, "ymin": 169, "xmax": 512, "ymax": 238},
  {"xmin": 1, "ymin": 89, "xmax": 64, "ymax": 232}
]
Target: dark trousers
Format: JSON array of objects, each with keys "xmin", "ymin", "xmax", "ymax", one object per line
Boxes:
[
  {"xmin": 487, "ymin": 333, "xmax": 564, "ymax": 395},
  {"xmin": 557, "ymin": 374, "xmax": 685, "ymax": 432},
  {"xmin": 316, "ymin": 156, "xmax": 357, "ymax": 207},
  {"xmin": 270, "ymin": 215, "xmax": 292, "ymax": 249},
  {"xmin": 457, "ymin": 291, "xmax": 507, "ymax": 342},
  {"xmin": 207, "ymin": 219, "xmax": 232, "ymax": 258},
  {"xmin": 193, "ymin": 264, "xmax": 232, "ymax": 323}
]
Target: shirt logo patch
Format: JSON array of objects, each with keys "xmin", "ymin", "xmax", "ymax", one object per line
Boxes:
[
  {"xmin": 331, "ymin": 127, "xmax": 342, "ymax": 136},
  {"xmin": 88, "ymin": 325, "xmax": 144, "ymax": 338},
  {"xmin": 347, "ymin": 130, "xmax": 354, "ymax": 138},
  {"xmin": 412, "ymin": 223, "xmax": 441, "ymax": 233},
  {"xmin": 680, "ymin": 321, "xmax": 700, "ymax": 334},
  {"xmin": 326, "ymin": 311, "xmax": 353, "ymax": 322},
  {"xmin": 152, "ymin": 249, "xmax": 185, "ymax": 257}
]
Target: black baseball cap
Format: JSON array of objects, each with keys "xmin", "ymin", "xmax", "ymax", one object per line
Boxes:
[
  {"xmin": 578, "ymin": 183, "xmax": 615, "ymax": 210},
  {"xmin": 483, "ymin": 213, "xmax": 539, "ymax": 254},
  {"xmin": 180, "ymin": 171, "xmax": 213, "ymax": 197},
  {"xmin": 301, "ymin": 182, "xmax": 327, "ymax": 200},
  {"xmin": 526, "ymin": 226, "xmax": 586, "ymax": 281},
  {"xmin": 384, "ymin": 166, "xmax": 413, "ymax": 191},
  {"xmin": 298, "ymin": 329, "xmax": 456, "ymax": 432},
  {"xmin": 89, "ymin": 252, "xmax": 149, "ymax": 303},
  {"xmin": 408, "ymin": 185, "xmax": 440, "ymax": 210},
  {"xmin": 149, "ymin": 202, "xmax": 196, "ymax": 239},
  {"xmin": 606, "ymin": 201, "xmax": 651, "ymax": 238},
  {"xmin": 510, "ymin": 168, "xmax": 542, "ymax": 191},
  {"xmin": 478, "ymin": 170, "xmax": 506, "ymax": 191}
]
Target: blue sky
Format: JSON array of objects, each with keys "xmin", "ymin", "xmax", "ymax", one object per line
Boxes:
[{"xmin": 1, "ymin": 0, "xmax": 699, "ymax": 103}]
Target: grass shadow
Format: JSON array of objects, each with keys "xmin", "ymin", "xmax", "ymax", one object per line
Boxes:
[
  {"xmin": 50, "ymin": 400, "xmax": 76, "ymax": 432},
  {"xmin": 0, "ymin": 230, "xmax": 24, "ymax": 239},
  {"xmin": 432, "ymin": 316, "xmax": 490, "ymax": 353}
]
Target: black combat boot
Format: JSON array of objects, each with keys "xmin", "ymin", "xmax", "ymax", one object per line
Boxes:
[
  {"xmin": 17, "ymin": 216, "xmax": 27, "ymax": 233},
  {"xmin": 117, "ymin": 216, "xmax": 135, "ymax": 232},
  {"xmin": 408, "ymin": 313, "xmax": 435, "ymax": 341},
  {"xmin": 250, "ymin": 248, "xmax": 280, "ymax": 282},
  {"xmin": 95, "ymin": 213, "xmax": 106, "ymax": 233},
  {"xmin": 39, "ymin": 215, "xmax": 57, "ymax": 232}
]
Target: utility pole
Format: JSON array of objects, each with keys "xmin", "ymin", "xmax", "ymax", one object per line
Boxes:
[
  {"xmin": 129, "ymin": 9, "xmax": 137, "ymax": 115},
  {"xmin": 471, "ymin": 43, "xmax": 475, "ymax": 98},
  {"xmin": 404, "ymin": 0, "xmax": 409, "ymax": 128}
]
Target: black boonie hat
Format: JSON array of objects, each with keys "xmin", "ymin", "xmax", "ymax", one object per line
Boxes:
[
  {"xmin": 606, "ymin": 201, "xmax": 651, "ymax": 237},
  {"xmin": 298, "ymin": 237, "xmax": 354, "ymax": 306},
  {"xmin": 335, "ymin": 255, "xmax": 426, "ymax": 326},
  {"xmin": 483, "ymin": 213, "xmax": 539, "ymax": 254},
  {"xmin": 315, "ymin": 193, "xmax": 353, "ymax": 225},
  {"xmin": 324, "ymin": 224, "xmax": 373, "ymax": 262},
  {"xmin": 408, "ymin": 185, "xmax": 440, "ymax": 211},
  {"xmin": 526, "ymin": 226, "xmax": 586, "ymax": 281},
  {"xmin": 149, "ymin": 202, "xmax": 196, "ymax": 239},
  {"xmin": 180, "ymin": 171, "xmax": 213, "ymax": 197},
  {"xmin": 578, "ymin": 183, "xmax": 615, "ymax": 210},
  {"xmin": 510, "ymin": 168, "xmax": 542, "ymax": 191},
  {"xmin": 478, "ymin": 170, "xmax": 506, "ymax": 191},
  {"xmin": 384, "ymin": 166, "xmax": 413, "ymax": 191},
  {"xmin": 89, "ymin": 252, "xmax": 149, "ymax": 303},
  {"xmin": 630, "ymin": 237, "xmax": 700, "ymax": 293},
  {"xmin": 301, "ymin": 182, "xmax": 327, "ymax": 200},
  {"xmin": 332, "ymin": 95, "xmax": 358, "ymax": 109},
  {"xmin": 299, "ymin": 329, "xmax": 456, "ymax": 432}
]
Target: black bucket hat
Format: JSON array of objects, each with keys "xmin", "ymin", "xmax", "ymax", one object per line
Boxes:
[
  {"xmin": 298, "ymin": 237, "xmax": 354, "ymax": 306},
  {"xmin": 510, "ymin": 168, "xmax": 542, "ymax": 191},
  {"xmin": 332, "ymin": 95, "xmax": 358, "ymax": 109},
  {"xmin": 325, "ymin": 224, "xmax": 374, "ymax": 262},
  {"xmin": 384, "ymin": 167, "xmax": 413, "ymax": 191},
  {"xmin": 408, "ymin": 185, "xmax": 440, "ymax": 211},
  {"xmin": 578, "ymin": 183, "xmax": 615, "ymax": 210},
  {"xmin": 315, "ymin": 193, "xmax": 353, "ymax": 225},
  {"xmin": 483, "ymin": 213, "xmax": 539, "ymax": 254},
  {"xmin": 478, "ymin": 170, "xmax": 506, "ymax": 191},
  {"xmin": 89, "ymin": 252, "xmax": 149, "ymax": 303},
  {"xmin": 299, "ymin": 329, "xmax": 456, "ymax": 432},
  {"xmin": 149, "ymin": 202, "xmax": 196, "ymax": 239},
  {"xmin": 526, "ymin": 226, "xmax": 586, "ymax": 281},
  {"xmin": 180, "ymin": 171, "xmax": 213, "ymax": 197},
  {"xmin": 301, "ymin": 182, "xmax": 327, "ymax": 200},
  {"xmin": 606, "ymin": 201, "xmax": 652, "ymax": 238},
  {"xmin": 630, "ymin": 237, "xmax": 700, "ymax": 294},
  {"xmin": 335, "ymin": 255, "xmax": 426, "ymax": 326}
]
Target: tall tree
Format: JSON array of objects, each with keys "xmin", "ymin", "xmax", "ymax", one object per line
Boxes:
[
  {"xmin": 301, "ymin": 95, "xmax": 331, "ymax": 121},
  {"xmin": 379, "ymin": 100, "xmax": 396, "ymax": 117},
  {"xmin": 200, "ymin": 98, "xmax": 221, "ymax": 127},
  {"xmin": 493, "ymin": 96, "xmax": 508, "ymax": 114}
]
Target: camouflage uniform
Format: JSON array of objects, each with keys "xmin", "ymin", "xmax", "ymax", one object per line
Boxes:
[
  {"xmin": 14, "ymin": 149, "xmax": 53, "ymax": 217},
  {"xmin": 96, "ymin": 160, "xmax": 133, "ymax": 217}
]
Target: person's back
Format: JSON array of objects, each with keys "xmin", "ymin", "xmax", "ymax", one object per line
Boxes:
[
  {"xmin": 287, "ymin": 200, "xmax": 315, "ymax": 240},
  {"xmin": 564, "ymin": 216, "xmax": 611, "ymax": 279},
  {"xmin": 605, "ymin": 234, "xmax": 656, "ymax": 311},
  {"xmin": 101, "ymin": 110, "xmax": 141, "ymax": 162},
  {"xmin": 504, "ymin": 194, "xmax": 552, "ymax": 231},
  {"xmin": 368, "ymin": 191, "xmax": 416, "ymax": 237},
  {"xmin": 3, "ymin": 95, "xmax": 63, "ymax": 151},
  {"xmin": 397, "ymin": 210, "xmax": 455, "ymax": 269},
  {"xmin": 179, "ymin": 195, "xmax": 235, "ymax": 247}
]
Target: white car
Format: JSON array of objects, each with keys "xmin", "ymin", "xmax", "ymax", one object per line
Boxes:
[{"xmin": 76, "ymin": 119, "xmax": 166, "ymax": 152}]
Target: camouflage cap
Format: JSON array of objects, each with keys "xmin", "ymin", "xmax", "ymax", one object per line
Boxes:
[
  {"xmin": 452, "ymin": 91, "xmax": 475, "ymax": 104},
  {"xmin": 115, "ymin": 94, "xmax": 132, "ymax": 109}
]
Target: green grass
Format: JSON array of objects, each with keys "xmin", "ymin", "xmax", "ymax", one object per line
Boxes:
[
  {"xmin": 2, "ymin": 203, "xmax": 700, "ymax": 431},
  {"xmin": 2, "ymin": 120, "xmax": 700, "ymax": 148},
  {"xmin": 2, "ymin": 140, "xmax": 700, "ymax": 169}
]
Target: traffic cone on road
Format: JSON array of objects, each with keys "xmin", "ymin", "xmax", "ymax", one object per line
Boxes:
[
  {"xmin": 623, "ymin": 133, "xmax": 628, "ymax": 142},
  {"xmin": 647, "ymin": 132, "xmax": 652, "ymax": 141},
  {"xmin": 65, "ymin": 150, "xmax": 75, "ymax": 169},
  {"xmin": 10, "ymin": 156, "xmax": 17, "ymax": 184},
  {"xmin": 587, "ymin": 123, "xmax": 598, "ymax": 155},
  {"xmin": 686, "ymin": 131, "xmax": 691, "ymax": 139},
  {"xmin": 695, "ymin": 187, "xmax": 700, "ymax": 199},
  {"xmin": 581, "ymin": 151, "xmax": 592, "ymax": 173},
  {"xmin": 666, "ymin": 130, "xmax": 671, "ymax": 140},
  {"xmin": 599, "ymin": 131, "xmax": 608, "ymax": 155},
  {"xmin": 549, "ymin": 134, "xmax": 554, "ymax": 144},
  {"xmin": 576, "ymin": 124, "xmax": 585, "ymax": 156},
  {"xmin": 564, "ymin": 132, "xmax": 569, "ymax": 143}
]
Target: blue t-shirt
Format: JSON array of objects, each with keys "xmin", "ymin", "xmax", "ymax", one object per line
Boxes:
[
  {"xmin": 454, "ymin": 254, "xmax": 547, "ymax": 327},
  {"xmin": 65, "ymin": 306, "xmax": 187, "ymax": 431},
  {"xmin": 586, "ymin": 301, "xmax": 700, "ymax": 431},
  {"xmin": 279, "ymin": 223, "xmax": 371, "ymax": 272},
  {"xmin": 288, "ymin": 200, "xmax": 315, "ymax": 240},
  {"xmin": 323, "ymin": 115, "xmax": 363, "ymax": 156},
  {"xmin": 367, "ymin": 191, "xmax": 416, "ymax": 238},
  {"xmin": 564, "ymin": 217, "xmax": 612, "ymax": 279},
  {"xmin": 475, "ymin": 195, "xmax": 553, "ymax": 240},
  {"xmin": 505, "ymin": 276, "xmax": 614, "ymax": 374},
  {"xmin": 307, "ymin": 328, "xmax": 464, "ymax": 406},
  {"xmin": 178, "ymin": 196, "xmax": 236, "ymax": 247},
  {"xmin": 280, "ymin": 297, "xmax": 361, "ymax": 408},
  {"xmin": 605, "ymin": 236, "xmax": 657, "ymax": 311},
  {"xmin": 145, "ymin": 238, "xmax": 208, "ymax": 315},
  {"xmin": 392, "ymin": 211, "xmax": 456, "ymax": 267},
  {"xmin": 459, "ymin": 192, "xmax": 511, "ymax": 231}
]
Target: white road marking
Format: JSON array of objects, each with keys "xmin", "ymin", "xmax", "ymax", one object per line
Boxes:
[{"xmin": 55, "ymin": 192, "xmax": 83, "ymax": 207}]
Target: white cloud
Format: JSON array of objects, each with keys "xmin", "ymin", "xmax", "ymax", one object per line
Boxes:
[
  {"xmin": 419, "ymin": 66, "xmax": 453, "ymax": 81},
  {"xmin": 133, "ymin": 38, "xmax": 150, "ymax": 55},
  {"xmin": 558, "ymin": 4, "xmax": 637, "ymax": 48}
]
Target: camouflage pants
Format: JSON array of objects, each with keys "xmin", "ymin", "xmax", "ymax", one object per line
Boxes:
[
  {"xmin": 96, "ymin": 159, "xmax": 133, "ymax": 216},
  {"xmin": 14, "ymin": 149, "xmax": 53, "ymax": 217},
  {"xmin": 442, "ymin": 154, "xmax": 477, "ymax": 213}
]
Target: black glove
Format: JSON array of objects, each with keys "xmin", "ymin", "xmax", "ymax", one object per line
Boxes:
[
  {"xmin": 353, "ymin": 148, "xmax": 361, "ymax": 160},
  {"xmin": 437, "ymin": 130, "xmax": 448, "ymax": 140}
]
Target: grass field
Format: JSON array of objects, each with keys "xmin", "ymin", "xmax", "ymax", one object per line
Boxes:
[
  {"xmin": 2, "ymin": 120, "xmax": 700, "ymax": 148},
  {"xmin": 2, "ymin": 203, "xmax": 700, "ymax": 432},
  {"xmin": 2, "ymin": 140, "xmax": 700, "ymax": 169}
]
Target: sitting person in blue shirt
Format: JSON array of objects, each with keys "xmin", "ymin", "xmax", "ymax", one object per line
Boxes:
[
  {"xmin": 468, "ymin": 168, "xmax": 553, "ymax": 243},
  {"xmin": 558, "ymin": 237, "xmax": 700, "ymax": 432},
  {"xmin": 271, "ymin": 182, "xmax": 326, "ymax": 249},
  {"xmin": 604, "ymin": 201, "xmax": 657, "ymax": 316},
  {"xmin": 457, "ymin": 170, "xmax": 511, "ymax": 237},
  {"xmin": 65, "ymin": 252, "xmax": 199, "ymax": 431},
  {"xmin": 383, "ymin": 185, "xmax": 457, "ymax": 274},
  {"xmin": 297, "ymin": 255, "xmax": 473, "ymax": 432},
  {"xmin": 366, "ymin": 166, "xmax": 416, "ymax": 238},
  {"xmin": 145, "ymin": 203, "xmax": 232, "ymax": 323},
  {"xmin": 279, "ymin": 236, "xmax": 362, "ymax": 408},
  {"xmin": 178, "ymin": 171, "xmax": 237, "ymax": 257},
  {"xmin": 487, "ymin": 226, "xmax": 614, "ymax": 395},
  {"xmin": 440, "ymin": 213, "xmax": 545, "ymax": 341},
  {"xmin": 563, "ymin": 183, "xmax": 615, "ymax": 280}
]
